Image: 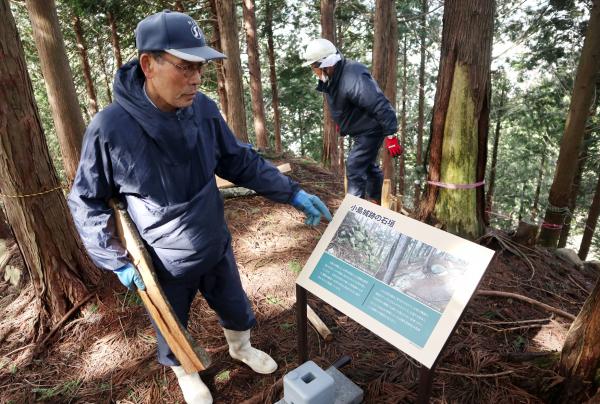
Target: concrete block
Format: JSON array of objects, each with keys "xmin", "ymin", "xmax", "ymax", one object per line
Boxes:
[
  {"xmin": 325, "ymin": 366, "xmax": 363, "ymax": 404},
  {"xmin": 283, "ymin": 361, "xmax": 335, "ymax": 404}
]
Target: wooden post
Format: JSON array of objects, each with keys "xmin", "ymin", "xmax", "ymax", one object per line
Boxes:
[
  {"xmin": 381, "ymin": 179, "xmax": 392, "ymax": 209},
  {"xmin": 307, "ymin": 304, "xmax": 334, "ymax": 342}
]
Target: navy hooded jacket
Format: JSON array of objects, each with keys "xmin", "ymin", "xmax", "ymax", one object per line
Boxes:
[
  {"xmin": 317, "ymin": 58, "xmax": 397, "ymax": 137},
  {"xmin": 68, "ymin": 60, "xmax": 299, "ymax": 278}
]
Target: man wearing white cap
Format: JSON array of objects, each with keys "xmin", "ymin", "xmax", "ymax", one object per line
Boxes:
[
  {"xmin": 302, "ymin": 38, "xmax": 402, "ymax": 204},
  {"xmin": 68, "ymin": 11, "xmax": 332, "ymax": 404}
]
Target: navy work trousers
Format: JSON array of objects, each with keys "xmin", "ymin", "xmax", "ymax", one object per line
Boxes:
[
  {"xmin": 346, "ymin": 134, "xmax": 385, "ymax": 203},
  {"xmin": 148, "ymin": 241, "xmax": 256, "ymax": 366}
]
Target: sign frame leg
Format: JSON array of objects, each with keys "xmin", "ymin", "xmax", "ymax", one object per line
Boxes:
[{"xmin": 296, "ymin": 284, "xmax": 308, "ymax": 365}]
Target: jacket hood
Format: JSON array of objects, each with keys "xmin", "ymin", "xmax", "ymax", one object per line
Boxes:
[{"xmin": 113, "ymin": 60, "xmax": 196, "ymax": 162}]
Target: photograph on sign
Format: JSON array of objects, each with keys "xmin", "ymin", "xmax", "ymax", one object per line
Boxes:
[{"xmin": 296, "ymin": 194, "xmax": 495, "ymax": 368}]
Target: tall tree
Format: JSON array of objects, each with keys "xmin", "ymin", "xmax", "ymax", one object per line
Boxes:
[
  {"xmin": 538, "ymin": 1, "xmax": 600, "ymax": 247},
  {"xmin": 414, "ymin": 0, "xmax": 428, "ymax": 208},
  {"xmin": 320, "ymin": 0, "xmax": 340, "ymax": 173},
  {"xmin": 24, "ymin": 0, "xmax": 86, "ymax": 184},
  {"xmin": 242, "ymin": 0, "xmax": 269, "ymax": 151},
  {"xmin": 578, "ymin": 172, "xmax": 600, "ymax": 260},
  {"xmin": 208, "ymin": 0, "xmax": 228, "ymax": 119},
  {"xmin": 0, "ymin": 0, "xmax": 100, "ymax": 335},
  {"xmin": 216, "ymin": 0, "xmax": 249, "ymax": 142},
  {"xmin": 106, "ymin": 10, "xmax": 122, "ymax": 69},
  {"xmin": 418, "ymin": 0, "xmax": 494, "ymax": 240},
  {"xmin": 485, "ymin": 84, "xmax": 506, "ymax": 213},
  {"xmin": 559, "ymin": 75, "xmax": 600, "ymax": 247},
  {"xmin": 72, "ymin": 13, "xmax": 98, "ymax": 116},
  {"xmin": 373, "ymin": 0, "xmax": 398, "ymax": 201},
  {"xmin": 265, "ymin": 0, "xmax": 282, "ymax": 153},
  {"xmin": 398, "ymin": 38, "xmax": 408, "ymax": 199},
  {"xmin": 531, "ymin": 148, "xmax": 546, "ymax": 219}
]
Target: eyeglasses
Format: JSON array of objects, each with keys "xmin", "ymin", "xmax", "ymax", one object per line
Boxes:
[{"xmin": 160, "ymin": 57, "xmax": 205, "ymax": 78}]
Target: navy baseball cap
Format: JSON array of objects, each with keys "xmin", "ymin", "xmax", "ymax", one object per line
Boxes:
[{"xmin": 135, "ymin": 10, "xmax": 226, "ymax": 62}]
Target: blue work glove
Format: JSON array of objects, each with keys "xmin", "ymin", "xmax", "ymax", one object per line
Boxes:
[
  {"xmin": 114, "ymin": 262, "xmax": 146, "ymax": 291},
  {"xmin": 291, "ymin": 190, "xmax": 333, "ymax": 226}
]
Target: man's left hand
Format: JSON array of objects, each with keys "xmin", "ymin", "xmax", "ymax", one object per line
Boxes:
[
  {"xmin": 291, "ymin": 190, "xmax": 333, "ymax": 226},
  {"xmin": 385, "ymin": 135, "xmax": 403, "ymax": 158}
]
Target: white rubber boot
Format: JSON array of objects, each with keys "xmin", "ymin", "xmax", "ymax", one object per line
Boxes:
[
  {"xmin": 223, "ymin": 328, "xmax": 278, "ymax": 374},
  {"xmin": 171, "ymin": 365, "xmax": 213, "ymax": 404}
]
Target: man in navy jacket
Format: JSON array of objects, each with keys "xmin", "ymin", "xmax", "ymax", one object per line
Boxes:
[
  {"xmin": 68, "ymin": 11, "xmax": 331, "ymax": 404},
  {"xmin": 302, "ymin": 38, "xmax": 402, "ymax": 204}
]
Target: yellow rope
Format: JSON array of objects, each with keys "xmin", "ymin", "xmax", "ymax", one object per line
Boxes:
[{"xmin": 0, "ymin": 184, "xmax": 67, "ymax": 199}]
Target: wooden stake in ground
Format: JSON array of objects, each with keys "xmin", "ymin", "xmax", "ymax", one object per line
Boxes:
[
  {"xmin": 110, "ymin": 200, "xmax": 210, "ymax": 373},
  {"xmin": 307, "ymin": 304, "xmax": 333, "ymax": 342}
]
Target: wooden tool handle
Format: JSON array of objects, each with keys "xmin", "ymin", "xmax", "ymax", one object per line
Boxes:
[{"xmin": 110, "ymin": 199, "xmax": 211, "ymax": 373}]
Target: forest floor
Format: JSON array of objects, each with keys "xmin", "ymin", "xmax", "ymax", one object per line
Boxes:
[{"xmin": 0, "ymin": 156, "xmax": 599, "ymax": 404}]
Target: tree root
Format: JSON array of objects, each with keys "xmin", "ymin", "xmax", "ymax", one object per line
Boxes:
[{"xmin": 477, "ymin": 289, "xmax": 576, "ymax": 321}]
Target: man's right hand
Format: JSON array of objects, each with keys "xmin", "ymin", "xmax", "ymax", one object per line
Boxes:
[{"xmin": 115, "ymin": 263, "xmax": 146, "ymax": 291}]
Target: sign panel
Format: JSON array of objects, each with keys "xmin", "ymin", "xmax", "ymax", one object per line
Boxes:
[{"xmin": 296, "ymin": 194, "xmax": 495, "ymax": 368}]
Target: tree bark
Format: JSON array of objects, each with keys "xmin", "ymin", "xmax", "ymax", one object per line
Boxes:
[
  {"xmin": 399, "ymin": 37, "xmax": 408, "ymax": 199},
  {"xmin": 578, "ymin": 172, "xmax": 600, "ymax": 261},
  {"xmin": 216, "ymin": 0, "xmax": 249, "ymax": 142},
  {"xmin": 96, "ymin": 38, "xmax": 113, "ymax": 104},
  {"xmin": 208, "ymin": 0, "xmax": 228, "ymax": 119},
  {"xmin": 106, "ymin": 11, "xmax": 122, "ymax": 69},
  {"xmin": 485, "ymin": 85, "xmax": 505, "ymax": 213},
  {"xmin": 417, "ymin": 0, "xmax": 494, "ymax": 240},
  {"xmin": 242, "ymin": 0, "xmax": 269, "ymax": 151},
  {"xmin": 559, "ymin": 275, "xmax": 600, "ymax": 387},
  {"xmin": 559, "ymin": 75, "xmax": 600, "ymax": 247},
  {"xmin": 0, "ymin": 201, "xmax": 12, "ymax": 239},
  {"xmin": 265, "ymin": 0, "xmax": 282, "ymax": 154},
  {"xmin": 373, "ymin": 0, "xmax": 398, "ymax": 193},
  {"xmin": 25, "ymin": 0, "xmax": 86, "ymax": 184},
  {"xmin": 72, "ymin": 14, "xmax": 98, "ymax": 117},
  {"xmin": 0, "ymin": 0, "xmax": 101, "ymax": 335},
  {"xmin": 414, "ymin": 0, "xmax": 428, "ymax": 208},
  {"xmin": 531, "ymin": 148, "xmax": 546, "ymax": 219},
  {"xmin": 538, "ymin": 1, "xmax": 600, "ymax": 247},
  {"xmin": 558, "ymin": 140, "xmax": 588, "ymax": 248},
  {"xmin": 320, "ymin": 0, "xmax": 340, "ymax": 173}
]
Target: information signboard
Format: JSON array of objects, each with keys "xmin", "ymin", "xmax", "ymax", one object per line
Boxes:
[{"xmin": 296, "ymin": 194, "xmax": 495, "ymax": 368}]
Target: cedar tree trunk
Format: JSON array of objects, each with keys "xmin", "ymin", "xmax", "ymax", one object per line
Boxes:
[
  {"xmin": 73, "ymin": 14, "xmax": 98, "ymax": 116},
  {"xmin": 578, "ymin": 172, "xmax": 600, "ymax": 260},
  {"xmin": 265, "ymin": 0, "xmax": 282, "ymax": 153},
  {"xmin": 538, "ymin": 1, "xmax": 600, "ymax": 247},
  {"xmin": 107, "ymin": 11, "xmax": 123, "ymax": 69},
  {"xmin": 208, "ymin": 0, "xmax": 229, "ymax": 119},
  {"xmin": 320, "ymin": 0, "xmax": 340, "ymax": 173},
  {"xmin": 485, "ymin": 86, "xmax": 505, "ymax": 213},
  {"xmin": 399, "ymin": 37, "xmax": 407, "ymax": 198},
  {"xmin": 216, "ymin": 0, "xmax": 249, "ymax": 142},
  {"xmin": 373, "ymin": 0, "xmax": 398, "ymax": 191},
  {"xmin": 0, "ymin": 0, "xmax": 100, "ymax": 336},
  {"xmin": 25, "ymin": 0, "xmax": 86, "ymax": 184},
  {"xmin": 559, "ymin": 275, "xmax": 600, "ymax": 395},
  {"xmin": 414, "ymin": 0, "xmax": 428, "ymax": 208},
  {"xmin": 417, "ymin": 0, "xmax": 494, "ymax": 240},
  {"xmin": 242, "ymin": 0, "xmax": 269, "ymax": 151}
]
